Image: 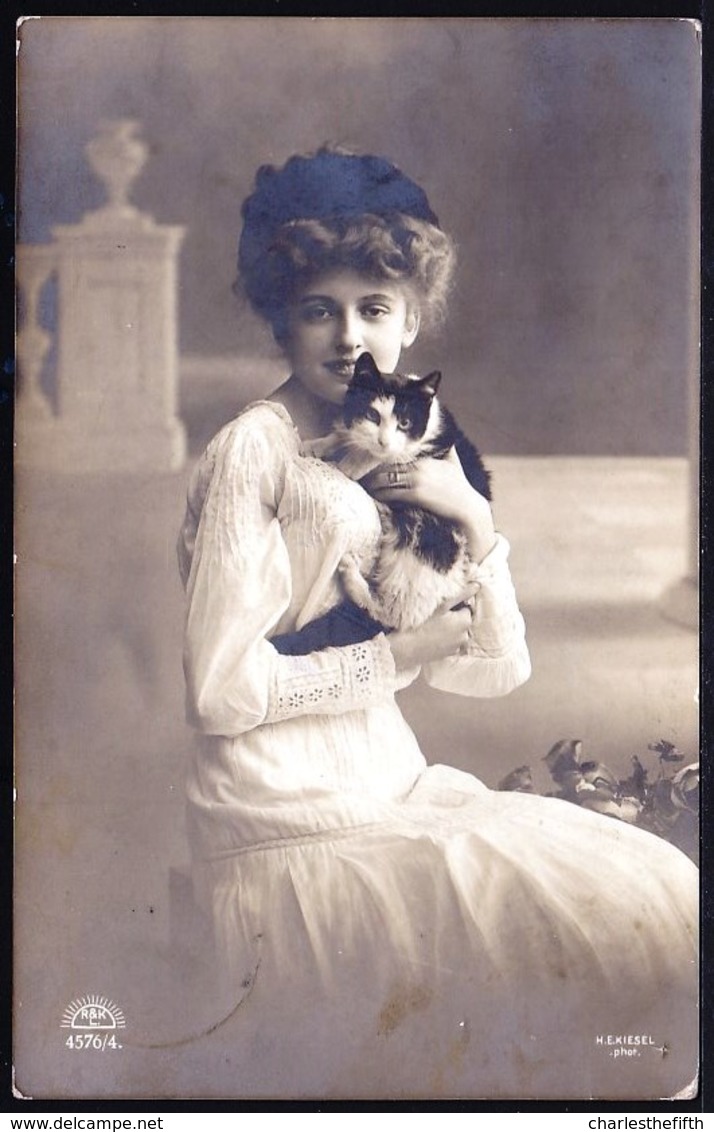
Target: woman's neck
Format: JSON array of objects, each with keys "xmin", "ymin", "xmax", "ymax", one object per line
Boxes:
[{"xmin": 269, "ymin": 376, "xmax": 340, "ymax": 438}]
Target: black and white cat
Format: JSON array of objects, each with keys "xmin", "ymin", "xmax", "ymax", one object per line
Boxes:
[{"xmin": 271, "ymin": 352, "xmax": 491, "ymax": 654}]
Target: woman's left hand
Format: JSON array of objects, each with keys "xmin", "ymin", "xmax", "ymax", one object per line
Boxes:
[{"xmin": 363, "ymin": 449, "xmax": 497, "ymax": 563}]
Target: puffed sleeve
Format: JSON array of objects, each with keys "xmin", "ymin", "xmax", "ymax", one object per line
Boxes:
[
  {"xmin": 178, "ymin": 405, "xmax": 397, "ymax": 737},
  {"xmin": 422, "ymin": 534, "xmax": 531, "ymax": 698}
]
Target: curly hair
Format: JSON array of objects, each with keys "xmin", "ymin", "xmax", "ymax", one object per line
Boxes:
[{"xmin": 237, "ymin": 148, "xmax": 456, "ymax": 343}]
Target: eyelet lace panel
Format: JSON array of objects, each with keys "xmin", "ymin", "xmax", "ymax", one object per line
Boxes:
[{"xmin": 268, "ymin": 637, "xmax": 396, "ymax": 724}]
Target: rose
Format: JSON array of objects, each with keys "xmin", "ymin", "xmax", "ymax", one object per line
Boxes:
[
  {"xmin": 671, "ymin": 762, "xmax": 699, "ymax": 813},
  {"xmin": 497, "ymin": 765, "xmax": 535, "ymax": 793}
]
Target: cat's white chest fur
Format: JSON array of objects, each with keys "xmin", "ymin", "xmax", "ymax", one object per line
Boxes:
[
  {"xmin": 339, "ymin": 509, "xmax": 471, "ymax": 631},
  {"xmin": 302, "ymin": 355, "xmax": 478, "ymax": 633}
]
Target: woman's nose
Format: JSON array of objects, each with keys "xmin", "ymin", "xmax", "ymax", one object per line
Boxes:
[{"xmin": 335, "ymin": 311, "xmax": 362, "ymax": 354}]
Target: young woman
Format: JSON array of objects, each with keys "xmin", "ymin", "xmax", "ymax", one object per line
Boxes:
[{"xmin": 177, "ymin": 148, "xmax": 698, "ymax": 1099}]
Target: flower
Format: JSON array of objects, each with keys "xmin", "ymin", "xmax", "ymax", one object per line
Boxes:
[
  {"xmin": 579, "ymin": 761, "xmax": 619, "ymax": 797},
  {"xmin": 671, "ymin": 762, "xmax": 699, "ymax": 813},
  {"xmin": 569, "ymin": 761, "xmax": 622, "ymax": 817},
  {"xmin": 500, "ymin": 738, "xmax": 698, "ymax": 862},
  {"xmin": 543, "ymin": 740, "xmax": 583, "ymax": 784},
  {"xmin": 620, "ymin": 755, "xmax": 648, "ymax": 802},
  {"xmin": 616, "ymin": 796, "xmax": 643, "ymax": 824},
  {"xmin": 497, "ymin": 765, "xmax": 535, "ymax": 793}
]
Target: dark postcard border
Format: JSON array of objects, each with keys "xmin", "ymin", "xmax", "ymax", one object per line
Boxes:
[{"xmin": 1, "ymin": 0, "xmax": 709, "ymax": 1116}]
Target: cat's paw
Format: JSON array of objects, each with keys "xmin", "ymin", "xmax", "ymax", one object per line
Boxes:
[{"xmin": 338, "ymin": 556, "xmax": 376, "ymax": 612}]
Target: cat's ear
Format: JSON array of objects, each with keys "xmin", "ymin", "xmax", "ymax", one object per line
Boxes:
[
  {"xmin": 353, "ymin": 353, "xmax": 380, "ymax": 384},
  {"xmin": 417, "ymin": 370, "xmax": 442, "ymax": 397}
]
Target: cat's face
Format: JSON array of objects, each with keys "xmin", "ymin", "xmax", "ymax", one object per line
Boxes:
[{"xmin": 343, "ymin": 353, "xmax": 442, "ymax": 461}]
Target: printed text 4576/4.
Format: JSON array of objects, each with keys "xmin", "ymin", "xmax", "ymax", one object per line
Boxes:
[{"xmin": 65, "ymin": 1033, "xmax": 122, "ymax": 1051}]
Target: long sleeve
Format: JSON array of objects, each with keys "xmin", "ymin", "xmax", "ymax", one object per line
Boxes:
[
  {"xmin": 179, "ymin": 405, "xmax": 397, "ymax": 737},
  {"xmin": 422, "ymin": 534, "xmax": 531, "ymax": 698}
]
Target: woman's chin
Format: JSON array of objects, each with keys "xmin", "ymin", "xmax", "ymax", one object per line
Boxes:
[{"xmin": 318, "ymin": 384, "xmax": 349, "ymax": 407}]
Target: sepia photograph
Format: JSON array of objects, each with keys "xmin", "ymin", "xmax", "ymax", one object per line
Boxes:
[{"xmin": 14, "ymin": 16, "xmax": 700, "ymax": 1101}]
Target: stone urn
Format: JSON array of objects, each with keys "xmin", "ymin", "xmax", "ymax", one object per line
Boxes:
[{"xmin": 85, "ymin": 118, "xmax": 149, "ymax": 214}]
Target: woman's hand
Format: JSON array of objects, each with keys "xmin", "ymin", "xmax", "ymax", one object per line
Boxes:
[
  {"xmin": 387, "ymin": 584, "xmax": 477, "ymax": 670},
  {"xmin": 363, "ymin": 449, "xmax": 497, "ymax": 563}
]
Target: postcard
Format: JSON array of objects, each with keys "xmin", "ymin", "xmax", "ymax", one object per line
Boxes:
[{"xmin": 14, "ymin": 16, "xmax": 701, "ymax": 1102}]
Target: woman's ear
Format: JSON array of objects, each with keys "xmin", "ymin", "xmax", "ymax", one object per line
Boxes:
[{"xmin": 401, "ymin": 306, "xmax": 421, "ymax": 349}]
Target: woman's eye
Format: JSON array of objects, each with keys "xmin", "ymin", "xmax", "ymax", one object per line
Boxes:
[
  {"xmin": 301, "ymin": 306, "xmax": 332, "ymax": 322},
  {"xmin": 362, "ymin": 305, "xmax": 390, "ymax": 320}
]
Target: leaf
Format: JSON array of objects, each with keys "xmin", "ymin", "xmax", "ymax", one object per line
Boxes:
[
  {"xmin": 648, "ymin": 740, "xmax": 685, "ymax": 764},
  {"xmin": 620, "ymin": 755, "xmax": 648, "ymax": 800},
  {"xmin": 650, "ymin": 778, "xmax": 681, "ymax": 825}
]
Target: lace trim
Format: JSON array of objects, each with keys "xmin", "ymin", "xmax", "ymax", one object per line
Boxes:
[{"xmin": 268, "ymin": 636, "xmax": 396, "ymax": 723}]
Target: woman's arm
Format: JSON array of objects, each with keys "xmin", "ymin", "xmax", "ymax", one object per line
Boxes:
[
  {"xmin": 364, "ymin": 453, "xmax": 531, "ymax": 697},
  {"xmin": 422, "ymin": 533, "xmax": 532, "ymax": 697}
]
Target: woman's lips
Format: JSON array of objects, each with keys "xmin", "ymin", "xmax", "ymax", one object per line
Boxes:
[{"xmin": 324, "ymin": 360, "xmax": 355, "ymax": 378}]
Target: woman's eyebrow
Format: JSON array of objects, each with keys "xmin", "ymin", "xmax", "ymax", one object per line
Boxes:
[
  {"xmin": 298, "ymin": 292, "xmax": 395, "ymax": 304},
  {"xmin": 298, "ymin": 293, "xmax": 334, "ymax": 304}
]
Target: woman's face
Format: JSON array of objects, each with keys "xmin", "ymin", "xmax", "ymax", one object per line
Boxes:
[{"xmin": 283, "ymin": 270, "xmax": 420, "ymax": 405}]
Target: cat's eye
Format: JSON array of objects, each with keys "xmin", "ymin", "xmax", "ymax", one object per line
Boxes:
[
  {"xmin": 397, "ymin": 415, "xmax": 412, "ymax": 431},
  {"xmin": 365, "ymin": 408, "xmax": 381, "ymax": 424}
]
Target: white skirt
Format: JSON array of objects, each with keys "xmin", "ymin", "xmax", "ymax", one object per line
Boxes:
[{"xmin": 187, "ymin": 709, "xmax": 698, "ymax": 1100}]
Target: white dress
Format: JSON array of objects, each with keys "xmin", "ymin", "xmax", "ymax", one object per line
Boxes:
[{"xmin": 177, "ymin": 401, "xmax": 698, "ymax": 1100}]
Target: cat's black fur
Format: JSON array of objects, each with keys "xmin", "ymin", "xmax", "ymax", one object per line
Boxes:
[
  {"xmin": 271, "ymin": 353, "xmax": 491, "ymax": 655},
  {"xmin": 343, "ymin": 355, "xmax": 491, "ymax": 503},
  {"xmin": 342, "ymin": 356, "xmax": 491, "ymax": 572},
  {"xmin": 271, "ymin": 601, "xmax": 385, "ymax": 655}
]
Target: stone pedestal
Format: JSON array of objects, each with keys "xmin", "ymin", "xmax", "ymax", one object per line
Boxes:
[{"xmin": 16, "ymin": 120, "xmax": 186, "ymax": 473}]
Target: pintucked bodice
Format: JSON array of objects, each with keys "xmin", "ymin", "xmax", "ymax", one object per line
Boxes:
[{"xmin": 274, "ymin": 449, "xmax": 383, "ymax": 635}]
